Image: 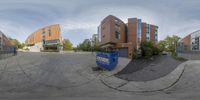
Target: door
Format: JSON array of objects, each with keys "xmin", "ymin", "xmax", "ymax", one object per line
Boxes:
[{"xmin": 118, "ymin": 48, "xmax": 128, "ymax": 57}]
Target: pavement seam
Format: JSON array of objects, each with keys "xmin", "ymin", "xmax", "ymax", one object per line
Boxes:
[{"xmin": 116, "ymin": 81, "xmax": 129, "ymax": 88}]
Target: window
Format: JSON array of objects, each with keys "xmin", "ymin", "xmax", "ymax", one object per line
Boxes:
[
  {"xmin": 46, "ymin": 40, "xmax": 59, "ymax": 45},
  {"xmin": 192, "ymin": 37, "xmax": 200, "ymax": 51},
  {"xmin": 115, "ymin": 31, "xmax": 120, "ymax": 39},
  {"xmin": 146, "ymin": 37, "xmax": 150, "ymax": 41},
  {"xmin": 43, "ymin": 40, "xmax": 45, "ymax": 45},
  {"xmin": 146, "ymin": 24, "xmax": 151, "ymax": 41},
  {"xmin": 146, "ymin": 31, "xmax": 150, "ymax": 41},
  {"xmin": 115, "ymin": 25, "xmax": 120, "ymax": 31},
  {"xmin": 42, "ymin": 31, "xmax": 45, "ymax": 39},
  {"xmin": 42, "ymin": 28, "xmax": 45, "ymax": 35},
  {"xmin": 49, "ymin": 28, "xmax": 51, "ymax": 36},
  {"xmin": 155, "ymin": 31, "xmax": 158, "ymax": 42},
  {"xmin": 115, "ymin": 19, "xmax": 119, "ymax": 23},
  {"xmin": 115, "ymin": 19, "xmax": 121, "ymax": 26}
]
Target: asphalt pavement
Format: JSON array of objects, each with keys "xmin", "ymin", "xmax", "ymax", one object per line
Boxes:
[
  {"xmin": 0, "ymin": 52, "xmax": 200, "ymax": 100},
  {"xmin": 116, "ymin": 55, "xmax": 185, "ymax": 81}
]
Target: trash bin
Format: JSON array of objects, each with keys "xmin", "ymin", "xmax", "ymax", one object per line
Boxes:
[{"xmin": 96, "ymin": 51, "xmax": 118, "ymax": 71}]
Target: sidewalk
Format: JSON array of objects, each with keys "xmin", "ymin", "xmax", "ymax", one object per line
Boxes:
[{"xmin": 99, "ymin": 57, "xmax": 192, "ymax": 92}]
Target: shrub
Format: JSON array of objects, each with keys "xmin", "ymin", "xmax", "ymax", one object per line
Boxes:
[
  {"xmin": 143, "ymin": 47, "xmax": 153, "ymax": 58},
  {"xmin": 140, "ymin": 41, "xmax": 161, "ymax": 58},
  {"xmin": 132, "ymin": 48, "xmax": 141, "ymax": 59},
  {"xmin": 153, "ymin": 47, "xmax": 160, "ymax": 55},
  {"xmin": 141, "ymin": 41, "xmax": 153, "ymax": 57}
]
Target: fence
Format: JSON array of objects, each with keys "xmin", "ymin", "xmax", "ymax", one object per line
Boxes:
[
  {"xmin": 176, "ymin": 44, "xmax": 200, "ymax": 60},
  {"xmin": 0, "ymin": 45, "xmax": 16, "ymax": 60}
]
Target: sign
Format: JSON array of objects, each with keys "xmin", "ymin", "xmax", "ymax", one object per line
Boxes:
[
  {"xmin": 96, "ymin": 52, "xmax": 118, "ymax": 71},
  {"xmin": 96, "ymin": 56, "xmax": 109, "ymax": 64}
]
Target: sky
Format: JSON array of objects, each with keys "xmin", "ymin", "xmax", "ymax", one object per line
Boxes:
[{"xmin": 0, "ymin": 0, "xmax": 200, "ymax": 46}]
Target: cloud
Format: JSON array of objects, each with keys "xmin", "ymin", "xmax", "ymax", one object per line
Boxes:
[
  {"xmin": 62, "ymin": 20, "xmax": 97, "ymax": 31},
  {"xmin": 60, "ymin": 20, "xmax": 98, "ymax": 46},
  {"xmin": 0, "ymin": 0, "xmax": 200, "ymax": 46}
]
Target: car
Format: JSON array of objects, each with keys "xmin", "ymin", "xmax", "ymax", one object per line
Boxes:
[{"xmin": 162, "ymin": 51, "xmax": 168, "ymax": 55}]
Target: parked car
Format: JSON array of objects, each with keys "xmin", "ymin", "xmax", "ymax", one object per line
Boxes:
[{"xmin": 162, "ymin": 51, "xmax": 168, "ymax": 55}]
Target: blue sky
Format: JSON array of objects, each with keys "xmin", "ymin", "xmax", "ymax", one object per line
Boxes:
[{"xmin": 0, "ymin": 0, "xmax": 200, "ymax": 46}]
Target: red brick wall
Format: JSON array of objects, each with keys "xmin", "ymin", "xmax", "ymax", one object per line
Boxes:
[
  {"xmin": 100, "ymin": 15, "xmax": 126, "ymax": 46},
  {"xmin": 128, "ymin": 18, "xmax": 137, "ymax": 49},
  {"xmin": 141, "ymin": 23, "xmax": 147, "ymax": 42},
  {"xmin": 25, "ymin": 24, "xmax": 60, "ymax": 45},
  {"xmin": 181, "ymin": 35, "xmax": 191, "ymax": 46},
  {"xmin": 99, "ymin": 15, "xmax": 159, "ymax": 59}
]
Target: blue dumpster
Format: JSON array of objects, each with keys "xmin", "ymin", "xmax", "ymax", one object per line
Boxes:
[{"xmin": 96, "ymin": 51, "xmax": 118, "ymax": 71}]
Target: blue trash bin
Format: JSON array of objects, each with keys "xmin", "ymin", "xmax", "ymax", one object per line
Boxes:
[{"xmin": 96, "ymin": 51, "xmax": 118, "ymax": 71}]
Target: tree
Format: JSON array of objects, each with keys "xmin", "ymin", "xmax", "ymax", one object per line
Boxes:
[
  {"xmin": 76, "ymin": 34, "xmax": 102, "ymax": 52},
  {"xmin": 9, "ymin": 38, "xmax": 24, "ymax": 49},
  {"xmin": 140, "ymin": 41, "xmax": 160, "ymax": 58},
  {"xmin": 140, "ymin": 41, "xmax": 154, "ymax": 57},
  {"xmin": 164, "ymin": 35, "xmax": 180, "ymax": 54},
  {"xmin": 157, "ymin": 40, "xmax": 167, "ymax": 52},
  {"xmin": 20, "ymin": 43, "xmax": 25, "ymax": 49},
  {"xmin": 63, "ymin": 39, "xmax": 73, "ymax": 51},
  {"xmin": 77, "ymin": 39, "xmax": 92, "ymax": 51},
  {"xmin": 157, "ymin": 35, "xmax": 180, "ymax": 56},
  {"xmin": 91, "ymin": 34, "xmax": 100, "ymax": 51}
]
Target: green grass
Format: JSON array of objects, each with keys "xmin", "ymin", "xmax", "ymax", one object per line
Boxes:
[{"xmin": 172, "ymin": 54, "xmax": 188, "ymax": 61}]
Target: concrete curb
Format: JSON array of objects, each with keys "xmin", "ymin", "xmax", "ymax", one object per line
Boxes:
[{"xmin": 100, "ymin": 61, "xmax": 192, "ymax": 92}]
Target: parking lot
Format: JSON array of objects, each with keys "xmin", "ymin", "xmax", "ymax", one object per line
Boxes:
[
  {"xmin": 0, "ymin": 52, "xmax": 200, "ymax": 100},
  {"xmin": 0, "ymin": 52, "xmax": 104, "ymax": 98}
]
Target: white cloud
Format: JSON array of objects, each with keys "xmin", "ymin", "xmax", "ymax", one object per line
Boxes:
[
  {"xmin": 62, "ymin": 20, "xmax": 97, "ymax": 31},
  {"xmin": 0, "ymin": 0, "xmax": 200, "ymax": 45}
]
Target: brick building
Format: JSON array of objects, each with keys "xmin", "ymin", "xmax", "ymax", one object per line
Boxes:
[
  {"xmin": 98, "ymin": 15, "xmax": 158, "ymax": 58},
  {"xmin": 25, "ymin": 24, "xmax": 63, "ymax": 52},
  {"xmin": 178, "ymin": 30, "xmax": 200, "ymax": 51}
]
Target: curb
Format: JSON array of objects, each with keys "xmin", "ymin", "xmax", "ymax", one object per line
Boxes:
[{"xmin": 100, "ymin": 61, "xmax": 191, "ymax": 92}]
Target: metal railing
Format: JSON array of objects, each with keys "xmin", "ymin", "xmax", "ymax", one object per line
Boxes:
[
  {"xmin": 0, "ymin": 45, "xmax": 16, "ymax": 60},
  {"xmin": 176, "ymin": 44, "xmax": 200, "ymax": 60}
]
